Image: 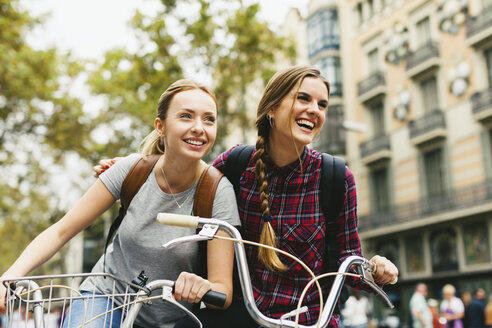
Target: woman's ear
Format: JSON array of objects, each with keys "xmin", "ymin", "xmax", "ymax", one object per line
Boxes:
[{"xmin": 155, "ymin": 118, "xmax": 165, "ymax": 137}]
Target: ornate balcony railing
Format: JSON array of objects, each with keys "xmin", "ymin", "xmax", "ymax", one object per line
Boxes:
[
  {"xmin": 359, "ymin": 178, "xmax": 492, "ymax": 232},
  {"xmin": 360, "ymin": 134, "xmax": 391, "ymax": 161},
  {"xmin": 466, "ymin": 6, "xmax": 492, "ymax": 41},
  {"xmin": 357, "ymin": 71, "xmax": 385, "ymax": 98},
  {"xmin": 471, "ymin": 88, "xmax": 492, "ymax": 121},
  {"xmin": 405, "ymin": 42, "xmax": 440, "ymax": 72},
  {"xmin": 409, "ymin": 109, "xmax": 446, "ymax": 142}
]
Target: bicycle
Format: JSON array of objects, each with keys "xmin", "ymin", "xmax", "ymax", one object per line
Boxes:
[
  {"xmin": 3, "ymin": 272, "xmax": 226, "ymax": 328},
  {"xmin": 156, "ymin": 213, "xmax": 396, "ymax": 328},
  {"xmin": 3, "ymin": 213, "xmax": 395, "ymax": 328}
]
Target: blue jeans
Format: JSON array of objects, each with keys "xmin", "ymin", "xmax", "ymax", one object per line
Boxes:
[{"xmin": 62, "ymin": 291, "xmax": 123, "ymax": 328}]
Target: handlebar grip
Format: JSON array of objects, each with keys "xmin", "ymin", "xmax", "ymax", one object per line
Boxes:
[
  {"xmin": 201, "ymin": 290, "xmax": 227, "ymax": 308},
  {"xmin": 157, "ymin": 213, "xmax": 199, "ymax": 228}
]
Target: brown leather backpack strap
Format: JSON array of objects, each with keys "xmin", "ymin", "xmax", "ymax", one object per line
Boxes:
[
  {"xmin": 120, "ymin": 154, "xmax": 161, "ymax": 210},
  {"xmin": 193, "ymin": 165, "xmax": 224, "ymax": 218}
]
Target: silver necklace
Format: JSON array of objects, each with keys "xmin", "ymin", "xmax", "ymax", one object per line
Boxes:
[{"xmin": 160, "ymin": 167, "xmax": 192, "ymax": 208}]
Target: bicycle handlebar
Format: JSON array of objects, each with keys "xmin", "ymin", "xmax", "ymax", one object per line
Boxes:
[{"xmin": 158, "ymin": 213, "xmax": 395, "ymax": 328}]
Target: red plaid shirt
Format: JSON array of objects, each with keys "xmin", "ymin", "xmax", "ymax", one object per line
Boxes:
[{"xmin": 213, "ymin": 145, "xmax": 364, "ymax": 326}]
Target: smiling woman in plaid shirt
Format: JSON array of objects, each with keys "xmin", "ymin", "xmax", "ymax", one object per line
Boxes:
[{"xmin": 174, "ymin": 66, "xmax": 399, "ymax": 327}]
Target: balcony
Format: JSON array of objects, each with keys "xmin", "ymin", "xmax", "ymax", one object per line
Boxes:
[
  {"xmin": 360, "ymin": 134, "xmax": 391, "ymax": 165},
  {"xmin": 409, "ymin": 109, "xmax": 447, "ymax": 146},
  {"xmin": 357, "ymin": 71, "xmax": 386, "ymax": 104},
  {"xmin": 471, "ymin": 88, "xmax": 492, "ymax": 122},
  {"xmin": 406, "ymin": 42, "xmax": 440, "ymax": 79},
  {"xmin": 466, "ymin": 6, "xmax": 492, "ymax": 47},
  {"xmin": 329, "ymin": 82, "xmax": 343, "ymax": 98},
  {"xmin": 359, "ymin": 178, "xmax": 492, "ymax": 235}
]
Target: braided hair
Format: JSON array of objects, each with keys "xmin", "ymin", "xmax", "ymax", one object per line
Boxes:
[{"xmin": 254, "ymin": 65, "xmax": 330, "ymax": 271}]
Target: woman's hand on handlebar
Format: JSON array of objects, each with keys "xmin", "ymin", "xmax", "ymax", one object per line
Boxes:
[
  {"xmin": 93, "ymin": 157, "xmax": 120, "ymax": 178},
  {"xmin": 369, "ymin": 255, "xmax": 399, "ymax": 285},
  {"xmin": 174, "ymin": 272, "xmax": 212, "ymax": 304}
]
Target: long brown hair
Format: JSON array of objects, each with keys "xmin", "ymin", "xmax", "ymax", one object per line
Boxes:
[
  {"xmin": 139, "ymin": 79, "xmax": 217, "ymax": 155},
  {"xmin": 254, "ymin": 65, "xmax": 330, "ymax": 271}
]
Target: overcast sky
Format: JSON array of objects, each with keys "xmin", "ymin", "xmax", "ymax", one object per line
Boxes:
[{"xmin": 21, "ymin": 0, "xmax": 308, "ymax": 60}]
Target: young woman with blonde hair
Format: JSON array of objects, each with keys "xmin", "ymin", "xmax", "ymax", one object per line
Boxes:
[{"xmin": 0, "ymin": 79, "xmax": 240, "ymax": 327}]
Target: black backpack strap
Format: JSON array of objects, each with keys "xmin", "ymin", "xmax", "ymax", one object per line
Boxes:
[
  {"xmin": 320, "ymin": 153, "xmax": 346, "ymax": 220},
  {"xmin": 103, "ymin": 154, "xmax": 160, "ymax": 272},
  {"xmin": 223, "ymin": 145, "xmax": 254, "ymax": 196},
  {"xmin": 321, "ymin": 153, "xmax": 347, "ymax": 312}
]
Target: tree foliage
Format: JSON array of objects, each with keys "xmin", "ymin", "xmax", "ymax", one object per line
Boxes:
[{"xmin": 0, "ymin": 0, "xmax": 296, "ymax": 273}]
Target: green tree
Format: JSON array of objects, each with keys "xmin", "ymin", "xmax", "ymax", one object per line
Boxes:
[
  {"xmin": 0, "ymin": 0, "xmax": 99, "ymax": 273},
  {"xmin": 86, "ymin": 0, "xmax": 296, "ymax": 159}
]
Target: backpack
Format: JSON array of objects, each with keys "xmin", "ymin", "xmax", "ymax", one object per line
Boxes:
[
  {"xmin": 222, "ymin": 144, "xmax": 348, "ymax": 307},
  {"xmin": 103, "ymin": 154, "xmax": 224, "ymax": 276}
]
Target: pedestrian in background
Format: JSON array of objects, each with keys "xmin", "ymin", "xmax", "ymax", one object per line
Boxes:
[
  {"xmin": 440, "ymin": 284, "xmax": 465, "ymax": 328},
  {"xmin": 428, "ymin": 298, "xmax": 444, "ymax": 328},
  {"xmin": 467, "ymin": 288, "xmax": 485, "ymax": 328},
  {"xmin": 410, "ymin": 283, "xmax": 433, "ymax": 328},
  {"xmin": 484, "ymin": 294, "xmax": 492, "ymax": 328},
  {"xmin": 341, "ymin": 290, "xmax": 372, "ymax": 328}
]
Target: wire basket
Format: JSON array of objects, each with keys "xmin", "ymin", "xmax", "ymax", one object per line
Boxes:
[{"xmin": 3, "ymin": 273, "xmax": 145, "ymax": 328}]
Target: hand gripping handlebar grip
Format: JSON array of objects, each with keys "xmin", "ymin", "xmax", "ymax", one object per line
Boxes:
[
  {"xmin": 201, "ymin": 290, "xmax": 227, "ymax": 308},
  {"xmin": 157, "ymin": 213, "xmax": 200, "ymax": 228}
]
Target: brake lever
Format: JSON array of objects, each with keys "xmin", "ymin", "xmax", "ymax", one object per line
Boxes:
[
  {"xmin": 163, "ymin": 224, "xmax": 219, "ymax": 249},
  {"xmin": 161, "ymin": 286, "xmax": 203, "ymax": 328},
  {"xmin": 358, "ymin": 260, "xmax": 395, "ymax": 309}
]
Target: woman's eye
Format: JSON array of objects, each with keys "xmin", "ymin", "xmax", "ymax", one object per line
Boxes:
[
  {"xmin": 180, "ymin": 113, "xmax": 192, "ymax": 119},
  {"xmin": 204, "ymin": 116, "xmax": 216, "ymax": 123},
  {"xmin": 298, "ymin": 95, "xmax": 309, "ymax": 101}
]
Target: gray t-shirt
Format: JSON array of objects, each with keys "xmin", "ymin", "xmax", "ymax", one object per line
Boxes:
[{"xmin": 80, "ymin": 153, "xmax": 240, "ymax": 327}]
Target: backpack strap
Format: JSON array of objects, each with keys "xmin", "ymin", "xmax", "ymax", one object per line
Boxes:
[
  {"xmin": 320, "ymin": 153, "xmax": 346, "ymax": 220},
  {"xmin": 321, "ymin": 153, "xmax": 347, "ymax": 311},
  {"xmin": 223, "ymin": 144, "xmax": 254, "ymax": 195},
  {"xmin": 193, "ymin": 165, "xmax": 224, "ymax": 218},
  {"xmin": 193, "ymin": 165, "xmax": 224, "ymax": 281},
  {"xmin": 103, "ymin": 154, "xmax": 160, "ymax": 272}
]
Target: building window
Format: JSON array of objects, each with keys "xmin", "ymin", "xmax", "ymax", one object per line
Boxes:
[
  {"xmin": 416, "ymin": 16, "xmax": 431, "ymax": 47},
  {"xmin": 370, "ymin": 102, "xmax": 385, "ymax": 135},
  {"xmin": 463, "ymin": 222, "xmax": 491, "ymax": 265},
  {"xmin": 314, "ymin": 57, "xmax": 342, "ymax": 97},
  {"xmin": 314, "ymin": 105, "xmax": 345, "ymax": 155},
  {"xmin": 370, "ymin": 166, "xmax": 390, "ymax": 212},
  {"xmin": 357, "ymin": 2, "xmax": 363, "ymax": 25},
  {"xmin": 420, "ymin": 75, "xmax": 439, "ymax": 113},
  {"xmin": 430, "ymin": 229, "xmax": 459, "ymax": 272},
  {"xmin": 423, "ymin": 147, "xmax": 446, "ymax": 197},
  {"xmin": 307, "ymin": 8, "xmax": 340, "ymax": 58},
  {"xmin": 368, "ymin": 48, "xmax": 379, "ymax": 73},
  {"xmin": 485, "ymin": 47, "xmax": 492, "ymax": 87},
  {"xmin": 405, "ymin": 234, "xmax": 425, "ymax": 273}
]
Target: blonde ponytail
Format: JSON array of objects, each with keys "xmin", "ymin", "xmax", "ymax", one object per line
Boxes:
[
  {"xmin": 254, "ymin": 137, "xmax": 287, "ymax": 272},
  {"xmin": 139, "ymin": 130, "xmax": 165, "ymax": 156}
]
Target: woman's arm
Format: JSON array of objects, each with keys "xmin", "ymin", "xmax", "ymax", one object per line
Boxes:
[
  {"xmin": 173, "ymin": 230, "xmax": 234, "ymax": 309},
  {"xmin": 0, "ymin": 180, "xmax": 115, "ymax": 313}
]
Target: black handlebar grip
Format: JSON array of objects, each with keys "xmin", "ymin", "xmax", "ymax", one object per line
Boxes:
[{"xmin": 201, "ymin": 290, "xmax": 227, "ymax": 307}]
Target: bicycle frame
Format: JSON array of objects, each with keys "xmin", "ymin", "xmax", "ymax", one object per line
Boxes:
[{"xmin": 158, "ymin": 213, "xmax": 395, "ymax": 328}]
